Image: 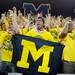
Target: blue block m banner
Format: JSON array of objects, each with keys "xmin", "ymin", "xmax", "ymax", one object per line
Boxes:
[
  {"xmin": 23, "ymin": 3, "xmax": 50, "ymax": 15},
  {"xmin": 11, "ymin": 34, "xmax": 64, "ymax": 75}
]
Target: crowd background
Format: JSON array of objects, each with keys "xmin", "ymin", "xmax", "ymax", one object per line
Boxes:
[{"xmin": 0, "ymin": 6, "xmax": 75, "ymax": 73}]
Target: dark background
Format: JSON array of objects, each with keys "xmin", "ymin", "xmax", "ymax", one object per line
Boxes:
[{"xmin": 0, "ymin": 0, "xmax": 75, "ymax": 18}]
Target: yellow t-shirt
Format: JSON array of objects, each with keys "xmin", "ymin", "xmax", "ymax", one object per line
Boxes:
[
  {"xmin": 26, "ymin": 28, "xmax": 54, "ymax": 42},
  {"xmin": 0, "ymin": 22, "xmax": 2, "ymax": 31},
  {"xmin": 6, "ymin": 16, "xmax": 10, "ymax": 24},
  {"xmin": 72, "ymin": 29, "xmax": 75, "ymax": 34},
  {"xmin": 62, "ymin": 33, "xmax": 75, "ymax": 62},
  {"xmin": 49, "ymin": 27, "xmax": 59, "ymax": 42},
  {"xmin": 0, "ymin": 31, "xmax": 8, "ymax": 44},
  {"xmin": 20, "ymin": 28, "xmax": 29, "ymax": 35},
  {"xmin": 0, "ymin": 31, "xmax": 12, "ymax": 62}
]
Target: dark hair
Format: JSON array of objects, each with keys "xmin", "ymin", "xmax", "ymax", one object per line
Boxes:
[{"xmin": 34, "ymin": 17, "xmax": 45, "ymax": 24}]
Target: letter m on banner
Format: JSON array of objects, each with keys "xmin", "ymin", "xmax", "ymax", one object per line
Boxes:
[
  {"xmin": 11, "ymin": 35, "xmax": 64, "ymax": 75},
  {"xmin": 23, "ymin": 3, "xmax": 50, "ymax": 15}
]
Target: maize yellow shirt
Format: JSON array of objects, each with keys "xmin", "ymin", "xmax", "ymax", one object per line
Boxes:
[
  {"xmin": 26, "ymin": 28, "xmax": 54, "ymax": 42},
  {"xmin": 0, "ymin": 31, "xmax": 8, "ymax": 44},
  {"xmin": 49, "ymin": 27, "xmax": 60, "ymax": 42},
  {"xmin": 0, "ymin": 31, "xmax": 12, "ymax": 62},
  {"xmin": 20, "ymin": 28, "xmax": 29, "ymax": 35},
  {"xmin": 62, "ymin": 33, "xmax": 75, "ymax": 62}
]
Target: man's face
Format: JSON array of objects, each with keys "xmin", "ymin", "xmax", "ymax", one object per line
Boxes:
[
  {"xmin": 9, "ymin": 21, "xmax": 13, "ymax": 25},
  {"xmin": 36, "ymin": 18, "xmax": 44, "ymax": 30},
  {"xmin": 8, "ymin": 21, "xmax": 14, "ymax": 35},
  {"xmin": 1, "ymin": 22, "xmax": 6, "ymax": 31}
]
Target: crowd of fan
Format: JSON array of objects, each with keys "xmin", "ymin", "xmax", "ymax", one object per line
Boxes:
[
  {"xmin": 0, "ymin": 6, "xmax": 75, "ymax": 65},
  {"xmin": 0, "ymin": 6, "xmax": 75, "ymax": 40},
  {"xmin": 0, "ymin": 6, "xmax": 75, "ymax": 74},
  {"xmin": 0, "ymin": 6, "xmax": 75, "ymax": 47}
]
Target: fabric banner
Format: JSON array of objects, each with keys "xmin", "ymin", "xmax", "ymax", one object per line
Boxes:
[{"xmin": 11, "ymin": 34, "xmax": 64, "ymax": 75}]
